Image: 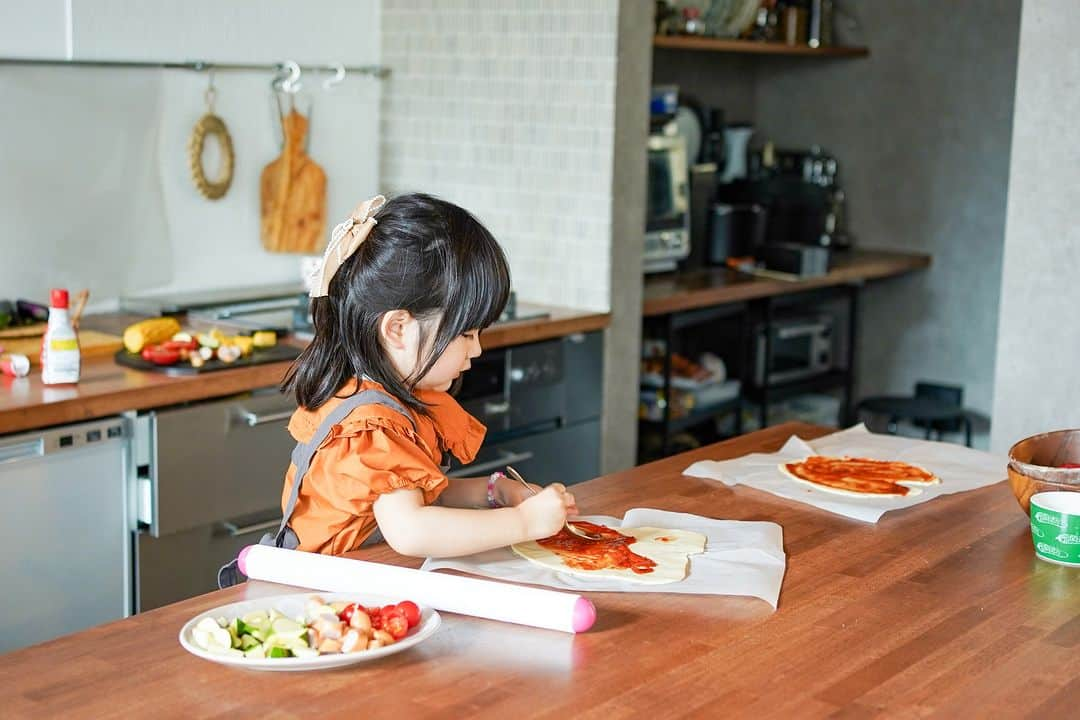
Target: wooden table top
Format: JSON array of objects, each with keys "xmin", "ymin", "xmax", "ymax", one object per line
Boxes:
[
  {"xmin": 0, "ymin": 305, "xmax": 609, "ymax": 436},
  {"xmin": 643, "ymin": 248, "xmax": 931, "ymax": 316},
  {"xmin": 3, "ymin": 422, "xmax": 1074, "ymax": 719}
]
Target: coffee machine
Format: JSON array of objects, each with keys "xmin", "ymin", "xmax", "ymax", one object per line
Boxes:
[{"xmin": 746, "ymin": 144, "xmax": 853, "ymax": 250}]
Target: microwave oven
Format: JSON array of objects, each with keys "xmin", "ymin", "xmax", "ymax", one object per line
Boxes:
[
  {"xmin": 754, "ymin": 315, "xmax": 834, "ymax": 386},
  {"xmin": 644, "ymin": 132, "xmax": 690, "ymax": 273}
]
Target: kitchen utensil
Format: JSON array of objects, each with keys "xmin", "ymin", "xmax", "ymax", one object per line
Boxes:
[
  {"xmin": 235, "ymin": 544, "xmax": 597, "ymax": 634},
  {"xmin": 261, "ymin": 64, "xmax": 327, "ymax": 254},
  {"xmin": 1029, "ymin": 492, "xmax": 1080, "ymax": 566},
  {"xmin": 709, "ymin": 202, "xmax": 766, "ymax": 264},
  {"xmin": 69, "ymin": 289, "xmax": 89, "ymax": 330},
  {"xmin": 674, "ymin": 105, "xmax": 703, "ymax": 166},
  {"xmin": 505, "ymin": 465, "xmax": 602, "ymax": 540},
  {"xmin": 1007, "ymin": 429, "xmax": 1080, "ymax": 513},
  {"xmin": 178, "ymin": 592, "xmax": 441, "ymax": 671},
  {"xmin": 720, "ymin": 124, "xmax": 753, "ymax": 182}
]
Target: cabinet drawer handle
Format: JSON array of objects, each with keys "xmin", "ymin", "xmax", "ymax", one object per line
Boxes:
[
  {"xmin": 0, "ymin": 438, "xmax": 43, "ymax": 464},
  {"xmin": 483, "ymin": 401, "xmax": 510, "ymax": 415},
  {"xmin": 237, "ymin": 409, "xmax": 294, "ymax": 427},
  {"xmin": 221, "ymin": 518, "xmax": 281, "ymax": 537},
  {"xmin": 448, "ymin": 449, "xmax": 534, "ymax": 477}
]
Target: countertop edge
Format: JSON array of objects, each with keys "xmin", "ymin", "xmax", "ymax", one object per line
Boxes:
[{"xmin": 0, "ymin": 309, "xmax": 611, "ymax": 436}]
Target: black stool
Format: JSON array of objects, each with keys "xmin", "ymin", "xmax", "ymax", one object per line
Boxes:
[{"xmin": 856, "ymin": 382, "xmax": 973, "ymax": 448}]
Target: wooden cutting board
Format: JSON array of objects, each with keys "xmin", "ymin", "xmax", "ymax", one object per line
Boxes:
[
  {"xmin": 260, "ymin": 109, "xmax": 327, "ymax": 254},
  {"xmin": 0, "ymin": 330, "xmax": 124, "ymax": 365}
]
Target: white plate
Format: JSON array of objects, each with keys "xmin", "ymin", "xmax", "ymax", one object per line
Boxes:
[{"xmin": 179, "ymin": 592, "xmax": 441, "ymax": 671}]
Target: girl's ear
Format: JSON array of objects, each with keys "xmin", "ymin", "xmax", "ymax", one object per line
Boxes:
[{"xmin": 379, "ymin": 309, "xmax": 415, "ymax": 350}]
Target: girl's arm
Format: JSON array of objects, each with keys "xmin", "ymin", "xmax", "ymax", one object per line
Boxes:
[
  {"xmin": 372, "ymin": 484, "xmax": 575, "ymax": 558},
  {"xmin": 439, "ymin": 474, "xmax": 574, "ymax": 510}
]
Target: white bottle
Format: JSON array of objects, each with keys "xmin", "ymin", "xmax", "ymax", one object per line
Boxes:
[{"xmin": 41, "ymin": 288, "xmax": 80, "ymax": 385}]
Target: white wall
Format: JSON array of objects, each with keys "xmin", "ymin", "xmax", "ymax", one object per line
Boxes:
[
  {"xmin": 378, "ymin": 0, "xmax": 618, "ymax": 312},
  {"xmin": 990, "ymin": 0, "xmax": 1080, "ymax": 452},
  {"xmin": 0, "ymin": 0, "xmax": 381, "ymax": 306}
]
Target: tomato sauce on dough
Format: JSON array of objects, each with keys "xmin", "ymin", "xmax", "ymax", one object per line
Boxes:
[
  {"xmin": 784, "ymin": 456, "xmax": 937, "ymax": 496},
  {"xmin": 536, "ymin": 521, "xmax": 657, "ymax": 574}
]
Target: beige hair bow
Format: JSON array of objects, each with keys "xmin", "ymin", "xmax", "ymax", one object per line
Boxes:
[{"xmin": 308, "ymin": 195, "xmax": 387, "ymax": 297}]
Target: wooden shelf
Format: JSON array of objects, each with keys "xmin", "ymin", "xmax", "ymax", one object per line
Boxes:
[{"xmin": 653, "ymin": 35, "xmax": 869, "ymax": 57}]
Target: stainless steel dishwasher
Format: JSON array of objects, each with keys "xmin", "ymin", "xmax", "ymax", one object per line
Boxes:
[
  {"xmin": 0, "ymin": 417, "xmax": 132, "ymax": 654},
  {"xmin": 130, "ymin": 387, "xmax": 296, "ymax": 611}
]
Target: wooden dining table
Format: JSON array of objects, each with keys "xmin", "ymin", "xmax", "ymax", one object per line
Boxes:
[{"xmin": 2, "ymin": 422, "xmax": 1077, "ymax": 719}]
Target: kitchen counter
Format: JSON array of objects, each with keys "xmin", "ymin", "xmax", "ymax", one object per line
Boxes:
[
  {"xmin": 3, "ymin": 422, "xmax": 1075, "ymax": 719},
  {"xmin": 643, "ymin": 248, "xmax": 931, "ymax": 316},
  {"xmin": 0, "ymin": 305, "xmax": 609, "ymax": 436}
]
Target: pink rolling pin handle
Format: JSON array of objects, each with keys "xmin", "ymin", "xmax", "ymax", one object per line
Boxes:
[
  {"xmin": 572, "ymin": 597, "xmax": 597, "ymax": 632},
  {"xmin": 236, "ymin": 545, "xmax": 253, "ymax": 576}
]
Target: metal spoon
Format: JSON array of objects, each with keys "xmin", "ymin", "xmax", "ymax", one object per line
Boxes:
[{"xmin": 505, "ymin": 465, "xmax": 603, "ymax": 540}]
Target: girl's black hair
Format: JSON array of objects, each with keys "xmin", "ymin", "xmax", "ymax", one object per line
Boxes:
[{"xmin": 283, "ymin": 193, "xmax": 511, "ymax": 414}]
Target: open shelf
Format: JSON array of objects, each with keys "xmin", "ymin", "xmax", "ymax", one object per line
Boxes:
[
  {"xmin": 744, "ymin": 369, "xmax": 850, "ymax": 405},
  {"xmin": 640, "ymin": 396, "xmax": 741, "ymax": 434},
  {"xmin": 653, "ymin": 35, "xmax": 869, "ymax": 57}
]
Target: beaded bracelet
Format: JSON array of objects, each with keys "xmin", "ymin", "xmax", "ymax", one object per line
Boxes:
[{"xmin": 487, "ymin": 471, "xmax": 506, "ymax": 508}]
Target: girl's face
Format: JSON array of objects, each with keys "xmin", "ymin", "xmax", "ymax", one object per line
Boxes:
[
  {"xmin": 381, "ymin": 310, "xmax": 482, "ymax": 392},
  {"xmin": 415, "ymin": 329, "xmax": 483, "ymax": 391}
]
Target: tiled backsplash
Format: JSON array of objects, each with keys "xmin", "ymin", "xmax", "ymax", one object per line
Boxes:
[{"xmin": 380, "ymin": 0, "xmax": 619, "ymax": 312}]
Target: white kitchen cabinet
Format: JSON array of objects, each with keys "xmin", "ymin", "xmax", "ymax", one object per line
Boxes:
[
  {"xmin": 0, "ymin": 1, "xmax": 69, "ymax": 59},
  {"xmin": 69, "ymin": 0, "xmax": 380, "ymax": 65}
]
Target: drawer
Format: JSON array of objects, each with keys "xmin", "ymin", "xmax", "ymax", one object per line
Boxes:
[
  {"xmin": 136, "ymin": 515, "xmax": 272, "ymax": 611},
  {"xmin": 147, "ymin": 389, "xmax": 296, "ymax": 536},
  {"xmin": 449, "ymin": 419, "xmax": 600, "ymax": 487}
]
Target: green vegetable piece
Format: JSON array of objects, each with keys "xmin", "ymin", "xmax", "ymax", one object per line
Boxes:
[{"xmin": 268, "ymin": 646, "xmax": 292, "ymax": 658}]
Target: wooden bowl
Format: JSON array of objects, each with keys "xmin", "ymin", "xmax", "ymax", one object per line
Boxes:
[{"xmin": 1007, "ymin": 429, "xmax": 1080, "ymax": 512}]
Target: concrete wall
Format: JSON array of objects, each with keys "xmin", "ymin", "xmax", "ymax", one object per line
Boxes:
[
  {"xmin": 990, "ymin": 0, "xmax": 1080, "ymax": 452},
  {"xmin": 602, "ymin": 1, "xmax": 652, "ymax": 473},
  {"xmin": 654, "ymin": 1, "xmax": 1021, "ymax": 427},
  {"xmin": 0, "ymin": 0, "xmax": 380, "ymax": 306}
]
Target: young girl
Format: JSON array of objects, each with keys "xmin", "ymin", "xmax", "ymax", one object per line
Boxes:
[{"xmin": 278, "ymin": 192, "xmax": 578, "ymax": 558}]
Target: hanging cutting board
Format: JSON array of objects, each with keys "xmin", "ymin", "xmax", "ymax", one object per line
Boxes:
[
  {"xmin": 1, "ymin": 330, "xmax": 124, "ymax": 365},
  {"xmin": 260, "ymin": 109, "xmax": 327, "ymax": 254}
]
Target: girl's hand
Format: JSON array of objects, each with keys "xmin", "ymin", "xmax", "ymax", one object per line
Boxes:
[
  {"xmin": 498, "ymin": 476, "xmax": 579, "ymax": 515},
  {"xmin": 516, "ymin": 484, "xmax": 576, "ymax": 539},
  {"xmin": 497, "ymin": 476, "xmax": 543, "ymax": 507}
]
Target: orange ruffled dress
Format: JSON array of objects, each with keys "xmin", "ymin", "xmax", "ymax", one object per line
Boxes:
[{"xmin": 281, "ymin": 378, "xmax": 486, "ymax": 555}]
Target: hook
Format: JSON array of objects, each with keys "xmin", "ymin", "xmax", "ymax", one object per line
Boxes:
[
  {"xmin": 273, "ymin": 60, "xmax": 302, "ymax": 93},
  {"xmin": 323, "ymin": 62, "xmax": 346, "ymax": 91},
  {"xmin": 204, "ymin": 67, "xmax": 217, "ymax": 112}
]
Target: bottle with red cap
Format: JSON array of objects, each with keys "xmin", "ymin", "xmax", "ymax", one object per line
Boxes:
[{"xmin": 41, "ymin": 288, "xmax": 80, "ymax": 385}]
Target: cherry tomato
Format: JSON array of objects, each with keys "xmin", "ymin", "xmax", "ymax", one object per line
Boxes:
[
  {"xmin": 396, "ymin": 600, "xmax": 421, "ymax": 628},
  {"xmin": 338, "ymin": 603, "xmax": 358, "ymax": 624},
  {"xmin": 384, "ymin": 613, "xmax": 409, "ymax": 640},
  {"xmin": 140, "ymin": 345, "xmax": 181, "ymax": 366},
  {"xmin": 367, "ymin": 607, "xmax": 383, "ymax": 631}
]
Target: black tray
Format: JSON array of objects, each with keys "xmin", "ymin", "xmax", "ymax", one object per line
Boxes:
[{"xmin": 114, "ymin": 344, "xmax": 301, "ymax": 376}]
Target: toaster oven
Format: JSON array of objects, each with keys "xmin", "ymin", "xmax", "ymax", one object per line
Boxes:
[
  {"xmin": 754, "ymin": 315, "xmax": 834, "ymax": 386},
  {"xmin": 644, "ymin": 132, "xmax": 690, "ymax": 273}
]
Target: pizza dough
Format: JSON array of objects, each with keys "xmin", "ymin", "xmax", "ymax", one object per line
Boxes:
[
  {"xmin": 511, "ymin": 525, "xmax": 706, "ymax": 585},
  {"xmin": 779, "ymin": 456, "xmax": 940, "ymax": 499}
]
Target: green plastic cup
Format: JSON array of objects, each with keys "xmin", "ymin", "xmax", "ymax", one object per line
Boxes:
[{"xmin": 1029, "ymin": 491, "xmax": 1080, "ymax": 567}]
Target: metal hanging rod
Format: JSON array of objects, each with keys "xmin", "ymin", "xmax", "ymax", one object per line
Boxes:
[{"xmin": 0, "ymin": 57, "xmax": 390, "ymax": 79}]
